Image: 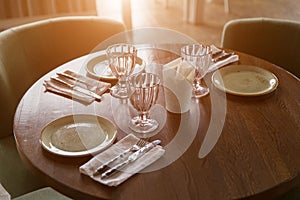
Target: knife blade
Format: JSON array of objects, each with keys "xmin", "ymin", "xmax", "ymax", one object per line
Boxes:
[
  {"xmin": 50, "ymin": 77, "xmax": 101, "ymax": 101},
  {"xmin": 100, "ymin": 140, "xmax": 161, "ymax": 178}
]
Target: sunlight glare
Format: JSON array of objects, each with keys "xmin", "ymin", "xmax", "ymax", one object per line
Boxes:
[{"xmin": 96, "ymin": 0, "xmax": 123, "ymax": 21}]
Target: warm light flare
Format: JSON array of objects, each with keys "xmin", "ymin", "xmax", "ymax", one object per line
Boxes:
[{"xmin": 96, "ymin": 0, "xmax": 123, "ymax": 21}]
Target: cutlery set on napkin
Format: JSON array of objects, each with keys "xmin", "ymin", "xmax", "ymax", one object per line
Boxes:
[
  {"xmin": 44, "ymin": 70, "xmax": 111, "ymax": 104},
  {"xmin": 80, "ymin": 134, "xmax": 165, "ymax": 186}
]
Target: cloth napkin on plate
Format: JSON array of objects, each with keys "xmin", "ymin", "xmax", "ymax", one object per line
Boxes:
[
  {"xmin": 79, "ymin": 134, "xmax": 165, "ymax": 187},
  {"xmin": 44, "ymin": 70, "xmax": 111, "ymax": 104},
  {"xmin": 164, "ymin": 45, "xmax": 239, "ymax": 82}
]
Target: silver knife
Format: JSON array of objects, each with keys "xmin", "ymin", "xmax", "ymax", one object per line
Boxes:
[
  {"xmin": 101, "ymin": 140, "xmax": 161, "ymax": 178},
  {"xmin": 50, "ymin": 77, "xmax": 102, "ymax": 101}
]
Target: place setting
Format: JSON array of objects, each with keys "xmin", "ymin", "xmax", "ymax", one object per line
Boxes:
[
  {"xmin": 43, "ymin": 43, "xmax": 146, "ymax": 104},
  {"xmin": 39, "ymin": 113, "xmax": 165, "ymax": 186},
  {"xmin": 163, "ymin": 43, "xmax": 279, "ymax": 100},
  {"xmin": 39, "ymin": 115, "xmax": 165, "ymax": 185},
  {"xmin": 39, "ymin": 102, "xmax": 165, "ymax": 186},
  {"xmin": 163, "ymin": 44, "xmax": 239, "ymax": 101},
  {"xmin": 161, "ymin": 43, "xmax": 239, "ymax": 116}
]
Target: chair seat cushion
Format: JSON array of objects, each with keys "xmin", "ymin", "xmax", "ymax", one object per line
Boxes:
[
  {"xmin": 13, "ymin": 187, "xmax": 71, "ymax": 200},
  {"xmin": 0, "ymin": 136, "xmax": 46, "ymax": 198}
]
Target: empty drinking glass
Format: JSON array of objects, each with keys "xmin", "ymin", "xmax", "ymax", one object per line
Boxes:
[
  {"xmin": 106, "ymin": 43, "xmax": 137, "ymax": 99},
  {"xmin": 128, "ymin": 73, "xmax": 160, "ymax": 134},
  {"xmin": 181, "ymin": 44, "xmax": 212, "ymax": 98}
]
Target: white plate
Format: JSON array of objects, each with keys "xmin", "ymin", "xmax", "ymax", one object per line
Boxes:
[
  {"xmin": 85, "ymin": 54, "xmax": 146, "ymax": 80},
  {"xmin": 40, "ymin": 114, "xmax": 117, "ymax": 156},
  {"xmin": 211, "ymin": 65, "xmax": 278, "ymax": 96}
]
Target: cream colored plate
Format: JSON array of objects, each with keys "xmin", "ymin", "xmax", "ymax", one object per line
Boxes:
[
  {"xmin": 212, "ymin": 65, "xmax": 278, "ymax": 96},
  {"xmin": 86, "ymin": 55, "xmax": 146, "ymax": 80},
  {"xmin": 40, "ymin": 114, "xmax": 117, "ymax": 156}
]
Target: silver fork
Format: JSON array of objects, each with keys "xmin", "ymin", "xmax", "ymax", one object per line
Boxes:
[{"xmin": 93, "ymin": 139, "xmax": 147, "ymax": 176}]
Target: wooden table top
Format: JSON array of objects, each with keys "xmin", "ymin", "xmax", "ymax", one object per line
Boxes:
[{"xmin": 14, "ymin": 45, "xmax": 300, "ymax": 200}]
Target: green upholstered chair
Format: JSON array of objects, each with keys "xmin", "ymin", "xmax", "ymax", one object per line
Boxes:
[
  {"xmin": 13, "ymin": 187, "xmax": 71, "ymax": 200},
  {"xmin": 0, "ymin": 16, "xmax": 125, "ymax": 198},
  {"xmin": 0, "ymin": 138, "xmax": 47, "ymax": 198},
  {"xmin": 1, "ymin": 184, "xmax": 71, "ymax": 200},
  {"xmin": 221, "ymin": 17, "xmax": 300, "ymax": 78}
]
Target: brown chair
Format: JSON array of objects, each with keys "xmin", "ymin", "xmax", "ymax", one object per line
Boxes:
[
  {"xmin": 0, "ymin": 16, "xmax": 125, "ymax": 198},
  {"xmin": 221, "ymin": 17, "xmax": 300, "ymax": 78}
]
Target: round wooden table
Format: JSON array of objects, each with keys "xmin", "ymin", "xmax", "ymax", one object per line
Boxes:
[{"xmin": 14, "ymin": 45, "xmax": 300, "ymax": 200}]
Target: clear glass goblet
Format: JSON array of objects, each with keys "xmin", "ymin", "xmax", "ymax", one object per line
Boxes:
[
  {"xmin": 106, "ymin": 43, "xmax": 137, "ymax": 99},
  {"xmin": 128, "ymin": 73, "xmax": 160, "ymax": 134},
  {"xmin": 181, "ymin": 44, "xmax": 212, "ymax": 98}
]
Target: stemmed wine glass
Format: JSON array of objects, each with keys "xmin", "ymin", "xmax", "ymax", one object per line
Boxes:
[
  {"xmin": 106, "ymin": 43, "xmax": 137, "ymax": 99},
  {"xmin": 181, "ymin": 44, "xmax": 212, "ymax": 98},
  {"xmin": 128, "ymin": 73, "xmax": 160, "ymax": 134}
]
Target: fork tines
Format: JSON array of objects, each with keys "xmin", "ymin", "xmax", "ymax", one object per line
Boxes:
[{"xmin": 93, "ymin": 138, "xmax": 148, "ymax": 176}]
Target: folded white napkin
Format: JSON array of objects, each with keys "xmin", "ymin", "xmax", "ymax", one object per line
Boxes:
[
  {"xmin": 44, "ymin": 70, "xmax": 111, "ymax": 104},
  {"xmin": 79, "ymin": 134, "xmax": 165, "ymax": 187}
]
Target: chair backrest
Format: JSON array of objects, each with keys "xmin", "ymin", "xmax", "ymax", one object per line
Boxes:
[
  {"xmin": 221, "ymin": 17, "xmax": 300, "ymax": 78},
  {"xmin": 0, "ymin": 16, "xmax": 126, "ymax": 137}
]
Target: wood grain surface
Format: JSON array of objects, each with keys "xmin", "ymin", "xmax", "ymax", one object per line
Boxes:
[{"xmin": 14, "ymin": 45, "xmax": 300, "ymax": 200}]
